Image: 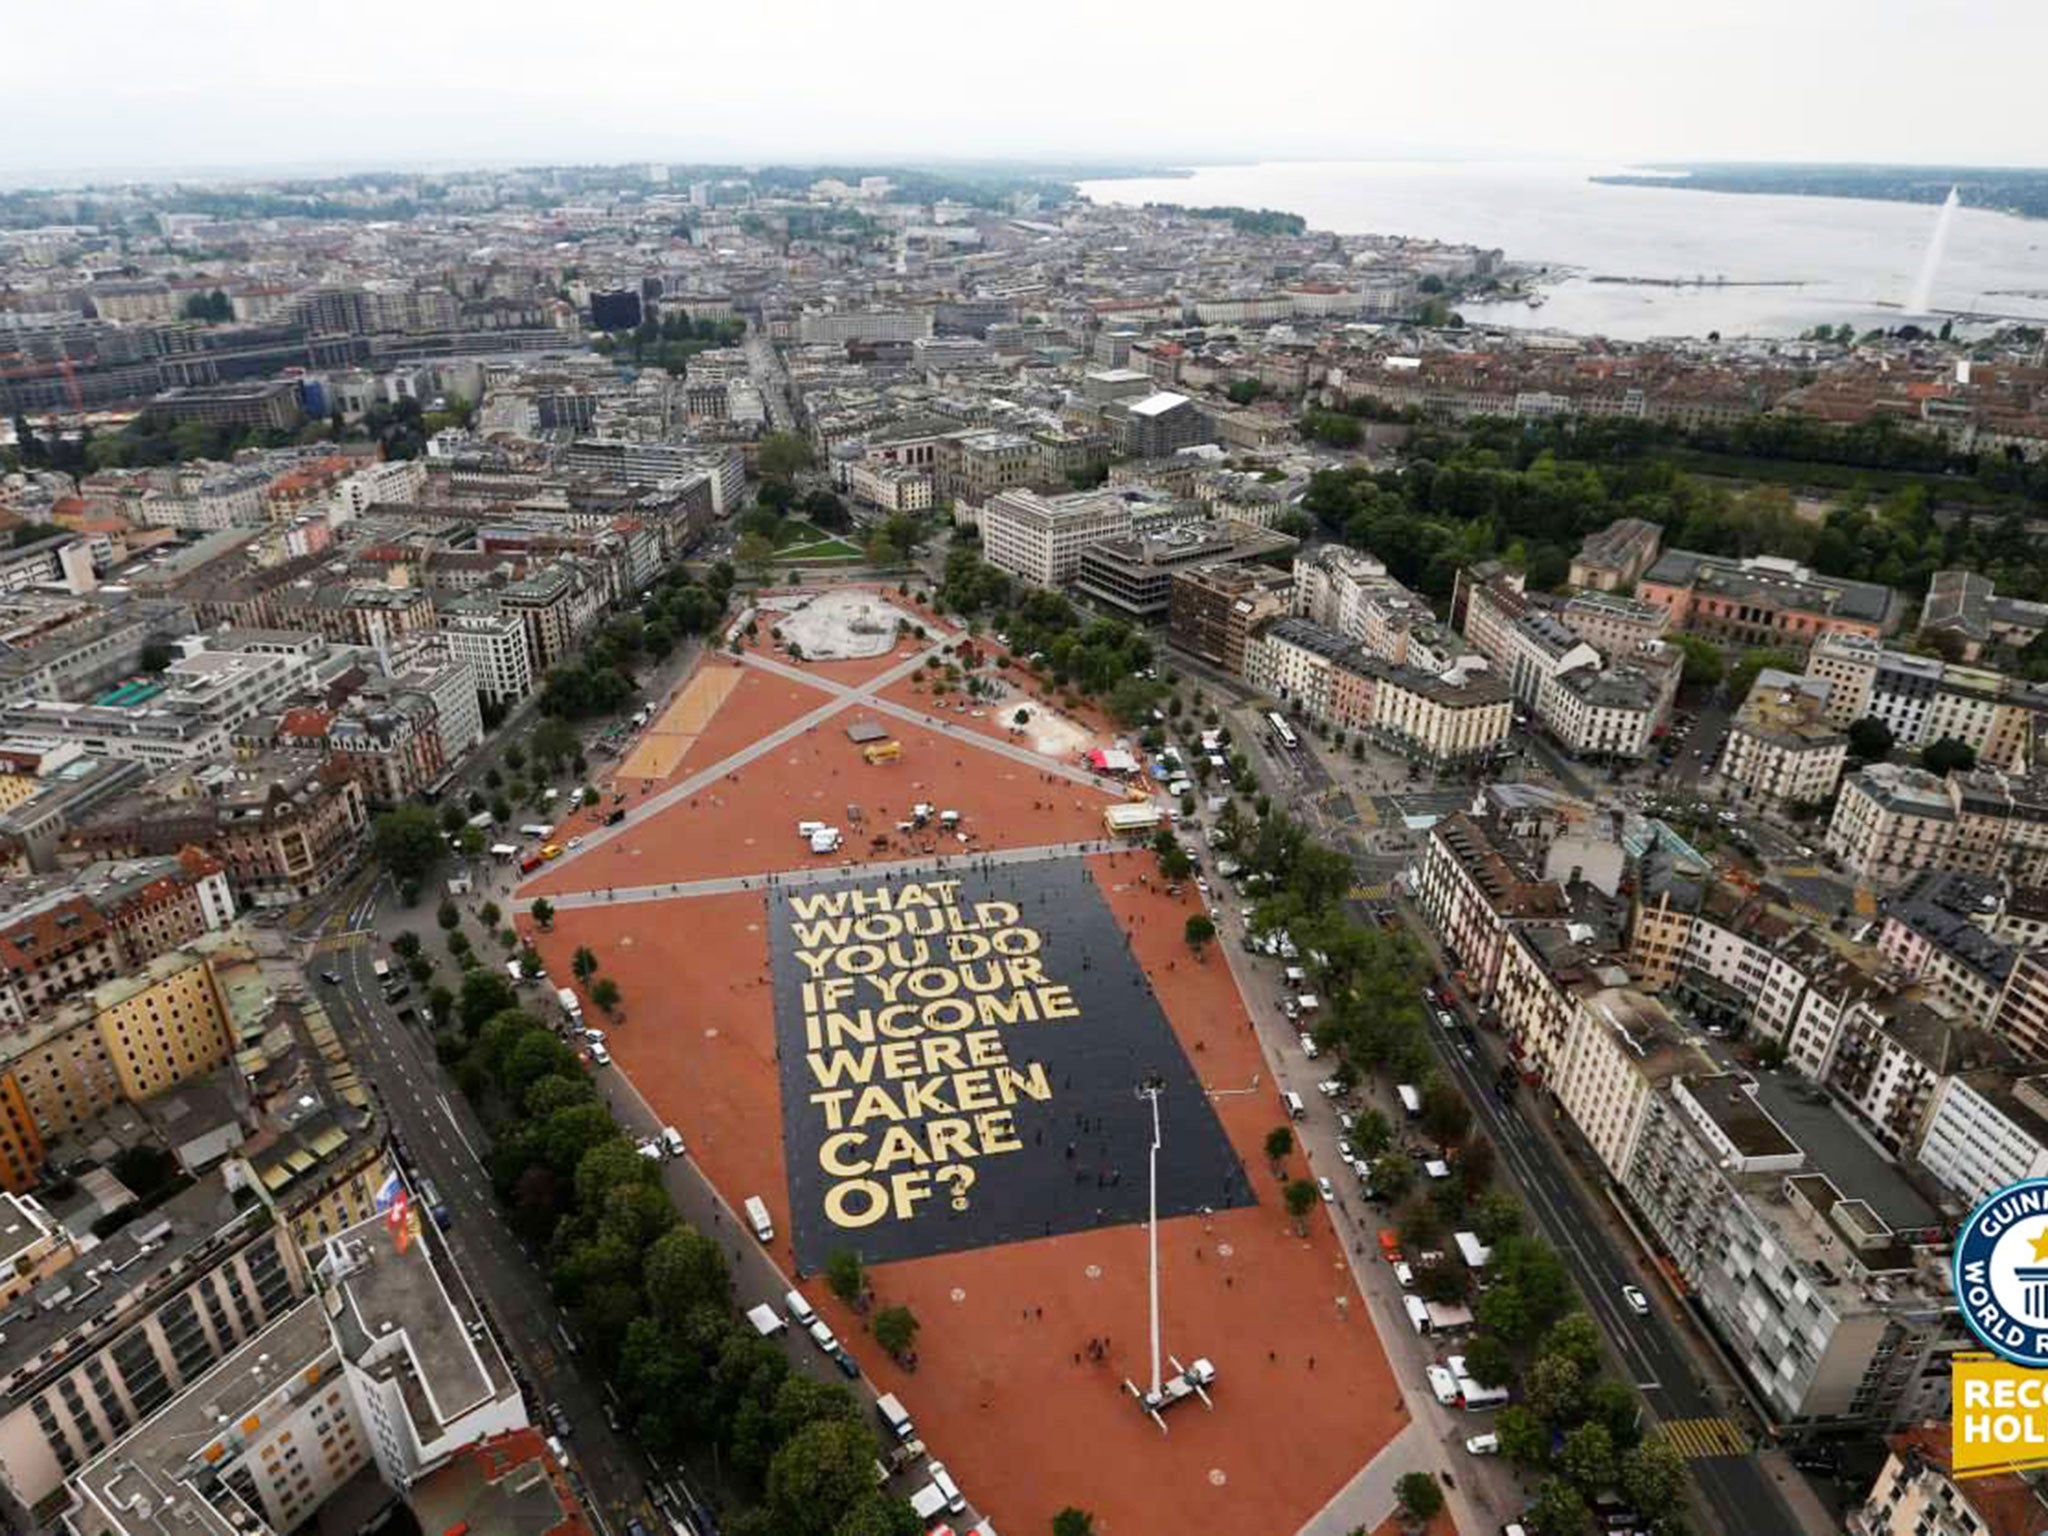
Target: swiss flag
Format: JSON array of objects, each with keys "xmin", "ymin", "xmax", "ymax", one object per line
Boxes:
[{"xmin": 385, "ymin": 1187, "xmax": 411, "ymax": 1253}]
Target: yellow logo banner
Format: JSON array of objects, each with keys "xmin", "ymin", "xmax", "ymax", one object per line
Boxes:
[{"xmin": 1953, "ymin": 1352, "xmax": 2048, "ymax": 1477}]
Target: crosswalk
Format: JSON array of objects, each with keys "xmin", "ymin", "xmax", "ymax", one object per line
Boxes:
[
  {"xmin": 1348, "ymin": 881, "xmax": 1392, "ymax": 901},
  {"xmin": 1659, "ymin": 1416, "xmax": 1750, "ymax": 1459},
  {"xmin": 311, "ymin": 930, "xmax": 372, "ymax": 954}
]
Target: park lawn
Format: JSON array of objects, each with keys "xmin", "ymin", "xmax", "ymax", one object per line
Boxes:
[{"xmin": 774, "ymin": 537, "xmax": 862, "ymax": 561}]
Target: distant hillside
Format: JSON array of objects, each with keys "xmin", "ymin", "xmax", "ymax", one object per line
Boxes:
[{"xmin": 1591, "ymin": 163, "xmax": 2048, "ymax": 221}]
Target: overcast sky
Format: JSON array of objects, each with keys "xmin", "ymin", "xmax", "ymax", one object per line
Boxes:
[{"xmin": 7, "ymin": 0, "xmax": 2045, "ymax": 180}]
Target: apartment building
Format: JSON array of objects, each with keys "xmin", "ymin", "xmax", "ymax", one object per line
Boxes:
[
  {"xmin": 1568, "ymin": 517, "xmax": 1663, "ymax": 592},
  {"xmin": 1166, "ymin": 564, "xmax": 1291, "ymax": 674},
  {"xmin": 978, "ymin": 488, "xmax": 1133, "ymax": 588},
  {"xmin": 439, "ymin": 603, "xmax": 534, "ymax": 706},
  {"xmin": 1636, "ymin": 549, "xmax": 1899, "ymax": 647},
  {"xmin": 1916, "ymin": 1068, "xmax": 2048, "ymax": 1210},
  {"xmin": 328, "ymin": 693, "xmax": 446, "ymax": 806},
  {"xmin": 1619, "ymin": 1073, "xmax": 1960, "ymax": 1430},
  {"xmin": 62, "ymin": 1212, "xmax": 525, "ymax": 1536},
  {"xmin": 1244, "ymin": 618, "xmax": 1355, "ymax": 721},
  {"xmin": 1362, "ymin": 661, "xmax": 1514, "ymax": 768},
  {"xmin": 1536, "ymin": 654, "xmax": 1677, "ymax": 761},
  {"xmin": 1806, "ymin": 631, "xmax": 2042, "ymax": 768},
  {"xmin": 0, "ymin": 937, "xmax": 238, "ymax": 1156},
  {"xmin": 1849, "ymin": 1426, "xmax": 2048, "ymax": 1536},
  {"xmin": 0, "ymin": 1182, "xmax": 308, "ymax": 1526},
  {"xmin": 0, "ymin": 855, "xmax": 234, "ymax": 1030},
  {"xmin": 1826, "ymin": 764, "xmax": 1963, "ymax": 886},
  {"xmin": 1828, "ymin": 764, "xmax": 2048, "ymax": 888},
  {"xmin": 1558, "ymin": 589, "xmax": 1671, "ymax": 660},
  {"xmin": 936, "ymin": 429, "xmax": 1038, "ymax": 508},
  {"xmin": 1875, "ymin": 872, "xmax": 2016, "ymax": 1023},
  {"xmin": 1414, "ymin": 811, "xmax": 1570, "ymax": 1002},
  {"xmin": 1920, "ymin": 568, "xmax": 2048, "ymax": 661},
  {"xmin": 499, "ymin": 566, "xmax": 577, "ymax": 675},
  {"xmin": 1720, "ymin": 669, "xmax": 1850, "ymax": 808}
]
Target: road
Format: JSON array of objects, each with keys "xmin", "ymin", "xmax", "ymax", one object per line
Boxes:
[
  {"xmin": 319, "ymin": 872, "xmax": 991, "ymax": 1532},
  {"xmin": 744, "ymin": 329, "xmax": 796, "ymax": 432},
  {"xmin": 1391, "ymin": 900, "xmax": 1804, "ymax": 1536},
  {"xmin": 315, "ymin": 890, "xmax": 670, "ymax": 1535}
]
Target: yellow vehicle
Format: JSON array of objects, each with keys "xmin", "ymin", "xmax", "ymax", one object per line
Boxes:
[
  {"xmin": 862, "ymin": 741, "xmax": 902, "ymax": 765},
  {"xmin": 541, "ymin": 843, "xmax": 563, "ymax": 860}
]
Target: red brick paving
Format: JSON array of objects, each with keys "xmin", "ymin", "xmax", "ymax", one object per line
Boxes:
[
  {"xmin": 519, "ymin": 704, "xmax": 1124, "ymax": 898},
  {"xmin": 522, "ymin": 842, "xmax": 1403, "ymax": 1536}
]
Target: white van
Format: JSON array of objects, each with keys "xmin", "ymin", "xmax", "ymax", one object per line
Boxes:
[
  {"xmin": 1459, "ymin": 1379, "xmax": 1511, "ymax": 1410},
  {"xmin": 1283, "ymin": 1091, "xmax": 1306, "ymax": 1121},
  {"xmin": 660, "ymin": 1126, "xmax": 686, "ymax": 1158},
  {"xmin": 875, "ymin": 1392, "xmax": 914, "ymax": 1442},
  {"xmin": 927, "ymin": 1462, "xmax": 966, "ymax": 1516},
  {"xmin": 744, "ymin": 1195, "xmax": 774, "ymax": 1243},
  {"xmin": 1403, "ymin": 1295, "xmax": 1432, "ymax": 1335},
  {"xmin": 588, "ymin": 1042, "xmax": 611, "ymax": 1067},
  {"xmin": 785, "ymin": 1289, "xmax": 817, "ymax": 1328},
  {"xmin": 1396, "ymin": 1083, "xmax": 1423, "ymax": 1119},
  {"xmin": 1425, "ymin": 1365, "xmax": 1459, "ymax": 1405}
]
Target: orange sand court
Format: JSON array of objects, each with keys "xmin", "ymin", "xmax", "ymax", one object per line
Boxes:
[
  {"xmin": 617, "ymin": 662, "xmax": 745, "ymax": 783},
  {"xmin": 521, "ymin": 704, "xmax": 1124, "ymax": 897},
  {"xmin": 520, "ymin": 847, "xmax": 1403, "ymax": 1536}
]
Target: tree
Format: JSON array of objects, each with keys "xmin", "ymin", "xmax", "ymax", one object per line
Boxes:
[
  {"xmin": 1353, "ymin": 1108, "xmax": 1393, "ymax": 1156},
  {"xmin": 1526, "ymin": 1353, "xmax": 1588, "ymax": 1428},
  {"xmin": 392, "ymin": 931, "xmax": 422, "ymax": 960},
  {"xmin": 1283, "ymin": 1178, "xmax": 1319, "ymax": 1233},
  {"xmin": 1526, "ymin": 1477, "xmax": 1590, "ymax": 1536},
  {"xmin": 644, "ymin": 1227, "xmax": 731, "ymax": 1323},
  {"xmin": 737, "ymin": 531, "xmax": 776, "ymax": 583},
  {"xmin": 1184, "ymin": 913, "xmax": 1216, "ymax": 956},
  {"xmin": 763, "ymin": 1418, "xmax": 883, "ymax": 1536},
  {"xmin": 1395, "ymin": 1470, "xmax": 1444, "ymax": 1523},
  {"xmin": 457, "ymin": 972, "xmax": 519, "ymax": 1036},
  {"xmin": 1541, "ymin": 1312, "xmax": 1603, "ymax": 1378},
  {"xmin": 873, "ymin": 1304, "xmax": 919, "ymax": 1359},
  {"xmin": 1847, "ymin": 715, "xmax": 1893, "ymax": 761},
  {"xmin": 591, "ymin": 977, "xmax": 621, "ymax": 1016},
  {"xmin": 573, "ymin": 946, "xmax": 599, "ymax": 982},
  {"xmin": 1561, "ymin": 1420, "xmax": 1617, "ymax": 1494},
  {"xmin": 1496, "ymin": 1404, "xmax": 1548, "ymax": 1466},
  {"xmin": 1922, "ymin": 734, "xmax": 1977, "ymax": 775},
  {"xmin": 438, "ymin": 898, "xmax": 461, "ymax": 931},
  {"xmin": 825, "ymin": 1247, "xmax": 865, "ymax": 1305},
  {"xmin": 373, "ymin": 805, "xmax": 444, "ymax": 885},
  {"xmin": 518, "ymin": 945, "xmax": 544, "ymax": 979},
  {"xmin": 1621, "ymin": 1435, "xmax": 1691, "ymax": 1517},
  {"xmin": 1051, "ymin": 1511, "xmax": 1096, "ymax": 1536},
  {"xmin": 1472, "ymin": 1187, "xmax": 1524, "ymax": 1245},
  {"xmin": 1369, "ymin": 1153, "xmax": 1414, "ymax": 1203},
  {"xmin": 427, "ymin": 983, "xmax": 455, "ymax": 1023},
  {"xmin": 1264, "ymin": 1126, "xmax": 1294, "ymax": 1169},
  {"xmin": 757, "ymin": 432, "xmax": 814, "ymax": 481},
  {"xmin": 531, "ymin": 897, "xmax": 555, "ymax": 931},
  {"xmin": 1463, "ymin": 1334, "xmax": 1516, "ymax": 1389},
  {"xmin": 1421, "ymin": 1075, "xmax": 1472, "ymax": 1145},
  {"xmin": 1668, "ymin": 634, "xmax": 1725, "ymax": 690}
]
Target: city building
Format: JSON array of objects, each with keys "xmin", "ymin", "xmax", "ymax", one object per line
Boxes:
[
  {"xmin": 977, "ymin": 488, "xmax": 1133, "ymax": 588},
  {"xmin": 1720, "ymin": 669, "xmax": 1849, "ymax": 808},
  {"xmin": 1072, "ymin": 522, "xmax": 1295, "ymax": 622},
  {"xmin": 1850, "ymin": 1425, "xmax": 2048, "ymax": 1536},
  {"xmin": 1166, "ymin": 564, "xmax": 1291, "ymax": 674},
  {"xmin": 1617, "ymin": 1073, "xmax": 1960, "ymax": 1430},
  {"xmin": 1635, "ymin": 550, "xmax": 1900, "ymax": 647},
  {"xmin": 1568, "ymin": 517, "xmax": 1664, "ymax": 592}
]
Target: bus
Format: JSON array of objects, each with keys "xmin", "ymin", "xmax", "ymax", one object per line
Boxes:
[{"xmin": 1267, "ymin": 711, "xmax": 1298, "ymax": 751}]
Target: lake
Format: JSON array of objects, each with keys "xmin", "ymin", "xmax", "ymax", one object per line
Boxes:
[{"xmin": 1075, "ymin": 160, "xmax": 2048, "ymax": 341}]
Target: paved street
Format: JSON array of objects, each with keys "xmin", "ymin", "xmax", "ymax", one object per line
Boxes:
[{"xmin": 315, "ymin": 892, "xmax": 665, "ymax": 1536}]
